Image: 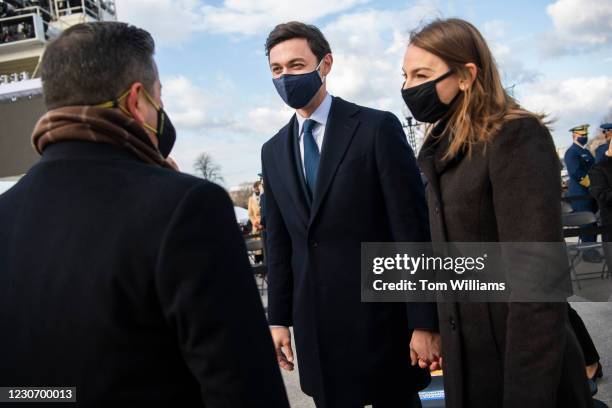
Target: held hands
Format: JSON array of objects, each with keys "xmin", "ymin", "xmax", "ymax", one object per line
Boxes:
[
  {"xmin": 409, "ymin": 329, "xmax": 442, "ymax": 371},
  {"xmin": 271, "ymin": 327, "xmax": 294, "ymax": 371}
]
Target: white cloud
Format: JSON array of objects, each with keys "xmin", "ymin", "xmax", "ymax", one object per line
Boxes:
[
  {"xmin": 323, "ymin": 2, "xmax": 441, "ymax": 111},
  {"xmin": 542, "ymin": 0, "xmax": 612, "ymax": 55},
  {"xmin": 162, "ymin": 75, "xmax": 240, "ymax": 130},
  {"xmin": 160, "ymin": 75, "xmax": 292, "ymax": 185},
  {"xmin": 482, "ymin": 20, "xmax": 540, "ymax": 86},
  {"xmin": 116, "ymin": 0, "xmax": 370, "ymax": 43},
  {"xmin": 489, "ymin": 41, "xmax": 540, "ymax": 87},
  {"xmin": 482, "ymin": 19, "xmax": 508, "ymax": 39},
  {"xmin": 115, "ymin": 0, "xmax": 204, "ymax": 46},
  {"xmin": 163, "ymin": 75, "xmax": 292, "ymax": 133},
  {"xmin": 242, "ymin": 105, "xmax": 294, "ymax": 134},
  {"xmin": 199, "ymin": 0, "xmax": 370, "ymax": 35},
  {"xmin": 518, "ymin": 75, "xmax": 612, "ymax": 146},
  {"xmin": 520, "ymin": 76, "xmax": 612, "ymax": 120}
]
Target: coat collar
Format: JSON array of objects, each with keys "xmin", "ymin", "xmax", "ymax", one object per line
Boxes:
[
  {"xmin": 39, "ymin": 140, "xmax": 146, "ymax": 164},
  {"xmin": 417, "ymin": 120, "xmax": 467, "ymax": 206},
  {"xmin": 418, "ymin": 121, "xmax": 468, "ymax": 176}
]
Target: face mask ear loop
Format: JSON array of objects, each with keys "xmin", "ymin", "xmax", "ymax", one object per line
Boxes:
[
  {"xmin": 140, "ymin": 88, "xmax": 162, "ymax": 135},
  {"xmin": 141, "ymin": 122, "xmax": 158, "ymax": 135},
  {"xmin": 142, "ymin": 88, "xmax": 161, "ymax": 111},
  {"xmin": 434, "ymin": 69, "xmax": 455, "ymax": 84},
  {"xmin": 403, "ymin": 69, "xmax": 454, "ymax": 92},
  {"xmin": 316, "ymin": 58, "xmax": 326, "ymax": 83},
  {"xmin": 96, "ymin": 89, "xmax": 132, "ymax": 114}
]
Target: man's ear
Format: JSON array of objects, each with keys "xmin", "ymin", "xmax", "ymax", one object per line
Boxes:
[
  {"xmin": 124, "ymin": 82, "xmax": 147, "ymax": 124},
  {"xmin": 321, "ymin": 53, "xmax": 333, "ymax": 76}
]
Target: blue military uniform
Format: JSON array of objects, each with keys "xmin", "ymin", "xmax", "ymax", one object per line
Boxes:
[
  {"xmin": 565, "ymin": 142, "xmax": 595, "ymax": 202},
  {"xmin": 565, "ymin": 124, "xmax": 597, "ymax": 243},
  {"xmin": 596, "ymin": 123, "xmax": 612, "ymax": 163},
  {"xmin": 595, "ymin": 143, "xmax": 609, "ymax": 164}
]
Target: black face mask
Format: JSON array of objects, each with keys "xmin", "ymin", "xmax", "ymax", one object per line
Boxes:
[
  {"xmin": 273, "ymin": 59, "xmax": 324, "ymax": 109},
  {"xmin": 140, "ymin": 89, "xmax": 176, "ymax": 158},
  {"xmin": 97, "ymin": 88, "xmax": 177, "ymax": 158},
  {"xmin": 152, "ymin": 107, "xmax": 176, "ymax": 159},
  {"xmin": 401, "ymin": 70, "xmax": 457, "ymax": 123}
]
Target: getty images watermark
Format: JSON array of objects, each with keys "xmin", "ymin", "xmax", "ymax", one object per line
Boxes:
[
  {"xmin": 360, "ymin": 242, "xmax": 599, "ymax": 302},
  {"xmin": 371, "ymin": 252, "xmax": 498, "ymax": 291}
]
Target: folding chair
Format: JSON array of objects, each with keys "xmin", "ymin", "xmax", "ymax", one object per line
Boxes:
[
  {"xmin": 245, "ymin": 237, "xmax": 267, "ymax": 296},
  {"xmin": 562, "ymin": 211, "xmax": 606, "ymax": 289}
]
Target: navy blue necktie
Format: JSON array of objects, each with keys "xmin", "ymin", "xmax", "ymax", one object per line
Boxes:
[{"xmin": 302, "ymin": 119, "xmax": 320, "ymax": 196}]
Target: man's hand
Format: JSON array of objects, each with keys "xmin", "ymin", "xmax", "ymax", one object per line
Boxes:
[
  {"xmin": 271, "ymin": 326, "xmax": 294, "ymax": 371},
  {"xmin": 409, "ymin": 330, "xmax": 441, "ymax": 370}
]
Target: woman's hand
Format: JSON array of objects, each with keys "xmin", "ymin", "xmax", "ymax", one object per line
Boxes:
[{"xmin": 410, "ymin": 329, "xmax": 442, "ymax": 369}]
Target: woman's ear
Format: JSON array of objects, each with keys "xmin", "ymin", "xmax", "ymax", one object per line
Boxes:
[{"xmin": 459, "ymin": 62, "xmax": 478, "ymax": 91}]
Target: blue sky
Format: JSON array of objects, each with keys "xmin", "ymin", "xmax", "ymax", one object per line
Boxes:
[{"xmin": 115, "ymin": 0, "xmax": 612, "ymax": 187}]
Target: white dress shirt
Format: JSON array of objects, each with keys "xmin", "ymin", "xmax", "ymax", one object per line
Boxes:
[{"xmin": 295, "ymin": 93, "xmax": 332, "ymax": 176}]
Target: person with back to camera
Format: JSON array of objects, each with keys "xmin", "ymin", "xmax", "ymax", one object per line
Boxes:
[{"xmin": 0, "ymin": 21, "xmax": 289, "ymax": 408}]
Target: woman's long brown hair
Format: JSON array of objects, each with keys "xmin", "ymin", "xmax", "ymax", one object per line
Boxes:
[{"xmin": 410, "ymin": 18, "xmax": 544, "ymax": 159}]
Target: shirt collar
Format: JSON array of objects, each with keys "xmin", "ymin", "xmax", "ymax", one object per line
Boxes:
[{"xmin": 296, "ymin": 93, "xmax": 332, "ymax": 137}]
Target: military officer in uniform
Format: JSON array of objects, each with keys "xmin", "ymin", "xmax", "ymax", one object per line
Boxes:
[
  {"xmin": 595, "ymin": 123, "xmax": 612, "ymax": 163},
  {"xmin": 565, "ymin": 124, "xmax": 601, "ymax": 262},
  {"xmin": 590, "ymin": 123, "xmax": 612, "ymax": 268}
]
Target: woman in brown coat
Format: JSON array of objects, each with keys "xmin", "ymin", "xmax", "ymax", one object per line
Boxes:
[{"xmin": 401, "ymin": 19, "xmax": 594, "ymax": 408}]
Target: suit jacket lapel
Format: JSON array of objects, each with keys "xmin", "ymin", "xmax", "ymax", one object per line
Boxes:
[
  {"xmin": 273, "ymin": 116, "xmax": 310, "ymax": 227},
  {"xmin": 309, "ymin": 97, "xmax": 360, "ymax": 225}
]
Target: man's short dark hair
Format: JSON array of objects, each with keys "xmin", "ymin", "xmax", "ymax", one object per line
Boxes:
[
  {"xmin": 41, "ymin": 22, "xmax": 157, "ymax": 110},
  {"xmin": 265, "ymin": 21, "xmax": 331, "ymax": 61}
]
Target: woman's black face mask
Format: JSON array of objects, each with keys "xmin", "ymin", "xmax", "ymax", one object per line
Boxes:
[{"xmin": 401, "ymin": 70, "xmax": 457, "ymax": 123}]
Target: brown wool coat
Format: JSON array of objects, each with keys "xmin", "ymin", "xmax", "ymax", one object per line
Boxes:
[{"xmin": 417, "ymin": 116, "xmax": 593, "ymax": 408}]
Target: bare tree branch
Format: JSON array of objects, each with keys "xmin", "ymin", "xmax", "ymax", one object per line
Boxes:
[{"xmin": 193, "ymin": 152, "xmax": 224, "ymax": 183}]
